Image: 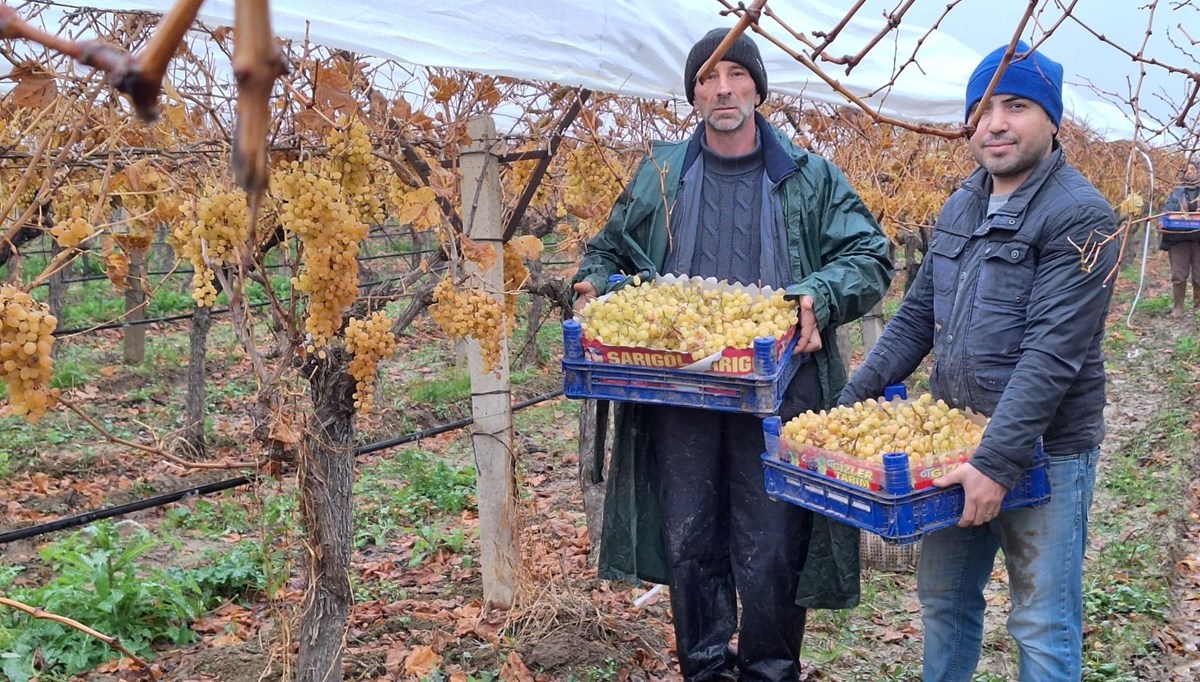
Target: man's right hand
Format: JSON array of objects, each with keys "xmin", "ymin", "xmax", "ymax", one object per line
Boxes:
[{"xmin": 572, "ymin": 281, "xmax": 598, "ymax": 313}]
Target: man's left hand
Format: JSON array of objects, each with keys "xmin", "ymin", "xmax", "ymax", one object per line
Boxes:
[
  {"xmin": 933, "ymin": 462, "xmax": 1007, "ymax": 527},
  {"xmin": 795, "ymin": 295, "xmax": 823, "ymax": 354}
]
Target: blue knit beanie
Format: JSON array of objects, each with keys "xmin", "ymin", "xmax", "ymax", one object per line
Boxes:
[{"xmin": 965, "ymin": 41, "xmax": 1063, "ymax": 128}]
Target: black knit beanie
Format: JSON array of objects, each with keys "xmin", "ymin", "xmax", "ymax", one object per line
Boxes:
[{"xmin": 684, "ymin": 28, "xmax": 769, "ymax": 106}]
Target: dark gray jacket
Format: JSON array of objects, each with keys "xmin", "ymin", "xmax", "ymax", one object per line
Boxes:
[
  {"xmin": 1161, "ymin": 184, "xmax": 1200, "ymax": 247},
  {"xmin": 840, "ymin": 145, "xmax": 1118, "ymax": 488}
]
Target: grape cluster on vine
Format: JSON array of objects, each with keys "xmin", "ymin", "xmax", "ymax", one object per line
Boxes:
[
  {"xmin": 344, "ymin": 310, "xmax": 400, "ymax": 412},
  {"xmin": 558, "ymin": 146, "xmax": 625, "ymax": 241},
  {"xmin": 429, "ymin": 279, "xmax": 505, "ymax": 373},
  {"xmin": 0, "ymin": 285, "xmax": 57, "ymax": 421},
  {"xmin": 50, "ymin": 203, "xmax": 94, "ymax": 249},
  {"xmin": 327, "ymin": 117, "xmax": 384, "ymax": 225},
  {"xmin": 174, "ymin": 187, "xmax": 250, "ymax": 306},
  {"xmin": 272, "ymin": 159, "xmax": 369, "ymax": 349}
]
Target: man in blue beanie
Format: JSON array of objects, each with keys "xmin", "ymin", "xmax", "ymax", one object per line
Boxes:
[{"xmin": 839, "ymin": 41, "xmax": 1118, "ymax": 681}]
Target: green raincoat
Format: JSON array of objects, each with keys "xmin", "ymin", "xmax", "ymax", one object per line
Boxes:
[{"xmin": 573, "ymin": 115, "xmax": 893, "ymax": 608}]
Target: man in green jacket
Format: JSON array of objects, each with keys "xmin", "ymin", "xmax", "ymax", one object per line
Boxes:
[{"xmin": 571, "ymin": 28, "xmax": 892, "ymax": 682}]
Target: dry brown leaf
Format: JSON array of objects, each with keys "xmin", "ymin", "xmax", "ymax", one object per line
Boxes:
[
  {"xmin": 397, "ymin": 187, "xmax": 441, "ymax": 231},
  {"xmin": 7, "ymin": 63, "xmax": 57, "ymax": 110},
  {"xmin": 384, "ymin": 646, "xmax": 408, "ymax": 678},
  {"xmin": 403, "ymin": 645, "xmax": 440, "ymax": 679},
  {"xmin": 500, "ymin": 651, "xmax": 534, "ymax": 682},
  {"xmin": 460, "ymin": 235, "xmax": 497, "ymax": 271},
  {"xmin": 508, "ymin": 234, "xmax": 544, "ymax": 261},
  {"xmin": 315, "ymin": 84, "xmax": 358, "ymax": 114},
  {"xmin": 879, "ymin": 628, "xmax": 908, "ymax": 642},
  {"xmin": 295, "ymin": 108, "xmax": 332, "ymax": 136},
  {"xmin": 269, "ymin": 412, "xmax": 301, "ymax": 445}
]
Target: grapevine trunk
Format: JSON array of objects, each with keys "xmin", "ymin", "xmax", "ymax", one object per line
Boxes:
[{"xmin": 297, "ymin": 349, "xmax": 357, "ymax": 682}]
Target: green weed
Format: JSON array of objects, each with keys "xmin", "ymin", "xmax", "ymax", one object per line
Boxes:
[
  {"xmin": 354, "ymin": 448, "xmax": 475, "ymax": 550},
  {"xmin": 1136, "ymin": 295, "xmax": 1172, "ymax": 314},
  {"xmin": 0, "ymin": 522, "xmax": 204, "ymax": 681},
  {"xmin": 146, "ymin": 288, "xmax": 194, "ymax": 317},
  {"xmin": 408, "ymin": 524, "xmax": 469, "ymax": 567}
]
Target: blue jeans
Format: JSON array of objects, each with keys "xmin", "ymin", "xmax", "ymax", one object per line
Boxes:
[{"xmin": 917, "ymin": 447, "xmax": 1100, "ymax": 682}]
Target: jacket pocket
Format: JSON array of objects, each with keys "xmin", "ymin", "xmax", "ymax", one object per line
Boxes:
[
  {"xmin": 929, "ymin": 232, "xmax": 968, "ymax": 296},
  {"xmin": 969, "ymin": 362, "xmax": 1011, "ymax": 415},
  {"xmin": 978, "ymin": 240, "xmax": 1035, "ymax": 306},
  {"xmin": 970, "ymin": 242, "xmax": 1031, "ymax": 368}
]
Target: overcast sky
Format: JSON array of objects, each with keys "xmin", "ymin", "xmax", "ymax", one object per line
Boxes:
[{"xmin": 885, "ymin": 0, "xmax": 1198, "ymax": 145}]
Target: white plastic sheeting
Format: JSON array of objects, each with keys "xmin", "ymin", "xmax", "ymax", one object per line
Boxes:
[{"xmin": 49, "ymin": 0, "xmax": 1138, "ymax": 137}]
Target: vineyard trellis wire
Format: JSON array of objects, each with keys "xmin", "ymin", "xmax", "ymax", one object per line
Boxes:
[
  {"xmin": 0, "ymin": 1, "xmax": 1196, "ymax": 679},
  {"xmin": 0, "ymin": 386, "xmax": 566, "ymax": 545}
]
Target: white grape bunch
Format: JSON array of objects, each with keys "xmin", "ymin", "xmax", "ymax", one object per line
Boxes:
[
  {"xmin": 579, "ymin": 276, "xmax": 796, "ymax": 357},
  {"xmin": 782, "ymin": 393, "xmax": 985, "ymax": 469}
]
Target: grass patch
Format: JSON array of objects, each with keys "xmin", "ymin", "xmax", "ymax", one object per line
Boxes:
[
  {"xmin": 1135, "ymin": 294, "xmax": 1173, "ymax": 314},
  {"xmin": 161, "ymin": 489, "xmax": 298, "ymax": 538},
  {"xmin": 356, "ymin": 448, "xmax": 475, "ymax": 528},
  {"xmin": 0, "ymin": 411, "xmax": 86, "ymax": 474},
  {"xmin": 406, "ymin": 371, "xmax": 471, "ymax": 407}
]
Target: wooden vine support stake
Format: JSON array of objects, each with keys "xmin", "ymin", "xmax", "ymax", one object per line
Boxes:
[
  {"xmin": 124, "ymin": 245, "xmax": 148, "ymax": 365},
  {"xmin": 460, "ymin": 116, "xmax": 519, "ymax": 609}
]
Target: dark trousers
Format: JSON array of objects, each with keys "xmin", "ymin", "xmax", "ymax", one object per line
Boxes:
[
  {"xmin": 1168, "ymin": 240, "xmax": 1200, "ymax": 286},
  {"xmin": 648, "ymin": 363, "xmax": 818, "ymax": 682}
]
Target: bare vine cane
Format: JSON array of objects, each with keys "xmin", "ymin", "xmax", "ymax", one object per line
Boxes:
[
  {"xmin": 0, "ymin": 597, "xmax": 149, "ymax": 670},
  {"xmin": 0, "ymin": 0, "xmax": 287, "ymax": 206},
  {"xmin": 111, "ymin": 0, "xmax": 208, "ymax": 121},
  {"xmin": 694, "ymin": 0, "xmax": 769, "ymax": 85},
  {"xmin": 232, "ymin": 0, "xmax": 288, "ymax": 202}
]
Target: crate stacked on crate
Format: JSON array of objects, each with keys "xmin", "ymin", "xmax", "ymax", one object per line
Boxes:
[
  {"xmin": 760, "ymin": 387, "xmax": 1050, "ymax": 544},
  {"xmin": 561, "ymin": 274, "xmax": 808, "ymax": 416}
]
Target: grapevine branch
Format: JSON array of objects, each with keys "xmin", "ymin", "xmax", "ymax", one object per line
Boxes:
[
  {"xmin": 0, "ymin": 596, "xmax": 149, "ymax": 669},
  {"xmin": 503, "ymin": 88, "xmax": 591, "ymax": 242},
  {"xmin": 713, "ymin": 1, "xmax": 969, "ymax": 139},
  {"xmin": 58, "ymin": 396, "xmax": 261, "ymax": 471}
]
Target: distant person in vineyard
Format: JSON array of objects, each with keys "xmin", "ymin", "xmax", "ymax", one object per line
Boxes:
[
  {"xmin": 570, "ymin": 28, "xmax": 892, "ymax": 682},
  {"xmin": 1161, "ymin": 159, "xmax": 1200, "ymax": 317},
  {"xmin": 839, "ymin": 42, "xmax": 1118, "ymax": 681}
]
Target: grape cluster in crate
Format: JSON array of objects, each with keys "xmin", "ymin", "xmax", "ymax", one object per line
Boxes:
[
  {"xmin": 761, "ymin": 389, "xmax": 1051, "ymax": 544},
  {"xmin": 561, "ymin": 275, "xmax": 806, "ymax": 415},
  {"xmin": 780, "ymin": 392, "xmax": 986, "ymax": 491}
]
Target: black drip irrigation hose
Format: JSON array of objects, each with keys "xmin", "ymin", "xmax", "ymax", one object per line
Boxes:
[
  {"xmin": 0, "ymin": 476, "xmax": 253, "ymax": 545},
  {"xmin": 354, "ymin": 388, "xmax": 564, "ymax": 456},
  {"xmin": 0, "ymin": 388, "xmax": 567, "ymax": 544}
]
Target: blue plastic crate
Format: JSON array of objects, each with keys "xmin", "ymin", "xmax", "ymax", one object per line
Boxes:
[
  {"xmin": 760, "ymin": 416, "xmax": 1051, "ymax": 544},
  {"xmin": 561, "ymin": 319, "xmax": 808, "ymax": 416},
  {"xmin": 1161, "ymin": 215, "xmax": 1200, "ymax": 231}
]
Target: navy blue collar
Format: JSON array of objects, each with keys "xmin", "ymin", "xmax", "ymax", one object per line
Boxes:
[{"xmin": 681, "ymin": 112, "xmax": 801, "ymax": 186}]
